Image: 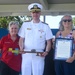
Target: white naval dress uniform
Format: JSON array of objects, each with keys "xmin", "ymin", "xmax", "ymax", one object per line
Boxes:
[{"xmin": 18, "ymin": 20, "xmax": 53, "ymax": 75}]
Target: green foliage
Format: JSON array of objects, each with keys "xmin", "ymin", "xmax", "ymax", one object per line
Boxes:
[
  {"xmin": 20, "ymin": 16, "xmax": 32, "ymax": 21},
  {"xmin": 0, "ymin": 16, "xmax": 32, "ymax": 28},
  {"xmin": 0, "ymin": 16, "xmax": 23, "ymax": 28}
]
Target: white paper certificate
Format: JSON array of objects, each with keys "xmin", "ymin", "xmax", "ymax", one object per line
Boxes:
[{"xmin": 54, "ymin": 38, "xmax": 73, "ymax": 60}]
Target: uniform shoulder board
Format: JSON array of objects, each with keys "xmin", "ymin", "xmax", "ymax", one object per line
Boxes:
[{"xmin": 42, "ymin": 22, "xmax": 48, "ymax": 25}]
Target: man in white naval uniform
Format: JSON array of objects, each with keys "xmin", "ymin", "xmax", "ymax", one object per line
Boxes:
[{"xmin": 18, "ymin": 3, "xmax": 53, "ymax": 75}]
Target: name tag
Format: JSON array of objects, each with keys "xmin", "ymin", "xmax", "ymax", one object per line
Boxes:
[{"xmin": 27, "ymin": 28, "xmax": 31, "ymax": 30}]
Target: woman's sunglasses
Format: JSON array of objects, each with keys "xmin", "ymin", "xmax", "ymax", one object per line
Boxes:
[{"xmin": 62, "ymin": 19, "xmax": 72, "ymax": 22}]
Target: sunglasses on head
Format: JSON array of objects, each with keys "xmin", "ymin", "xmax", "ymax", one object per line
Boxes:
[{"xmin": 62, "ymin": 19, "xmax": 72, "ymax": 22}]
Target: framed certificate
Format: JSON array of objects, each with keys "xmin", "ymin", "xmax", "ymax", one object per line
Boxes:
[{"xmin": 54, "ymin": 38, "xmax": 73, "ymax": 60}]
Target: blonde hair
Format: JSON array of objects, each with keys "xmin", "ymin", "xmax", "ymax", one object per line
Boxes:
[{"xmin": 59, "ymin": 14, "xmax": 73, "ymax": 31}]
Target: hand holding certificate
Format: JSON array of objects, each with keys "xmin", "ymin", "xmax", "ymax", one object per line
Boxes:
[{"xmin": 54, "ymin": 38, "xmax": 73, "ymax": 60}]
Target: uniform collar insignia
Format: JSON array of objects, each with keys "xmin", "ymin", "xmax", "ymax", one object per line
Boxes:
[{"xmin": 39, "ymin": 29, "xmax": 44, "ymax": 33}]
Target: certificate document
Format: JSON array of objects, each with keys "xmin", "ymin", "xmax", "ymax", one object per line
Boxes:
[{"xmin": 54, "ymin": 38, "xmax": 73, "ymax": 60}]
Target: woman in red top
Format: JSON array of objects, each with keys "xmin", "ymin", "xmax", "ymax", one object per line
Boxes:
[{"xmin": 0, "ymin": 21, "xmax": 22, "ymax": 75}]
